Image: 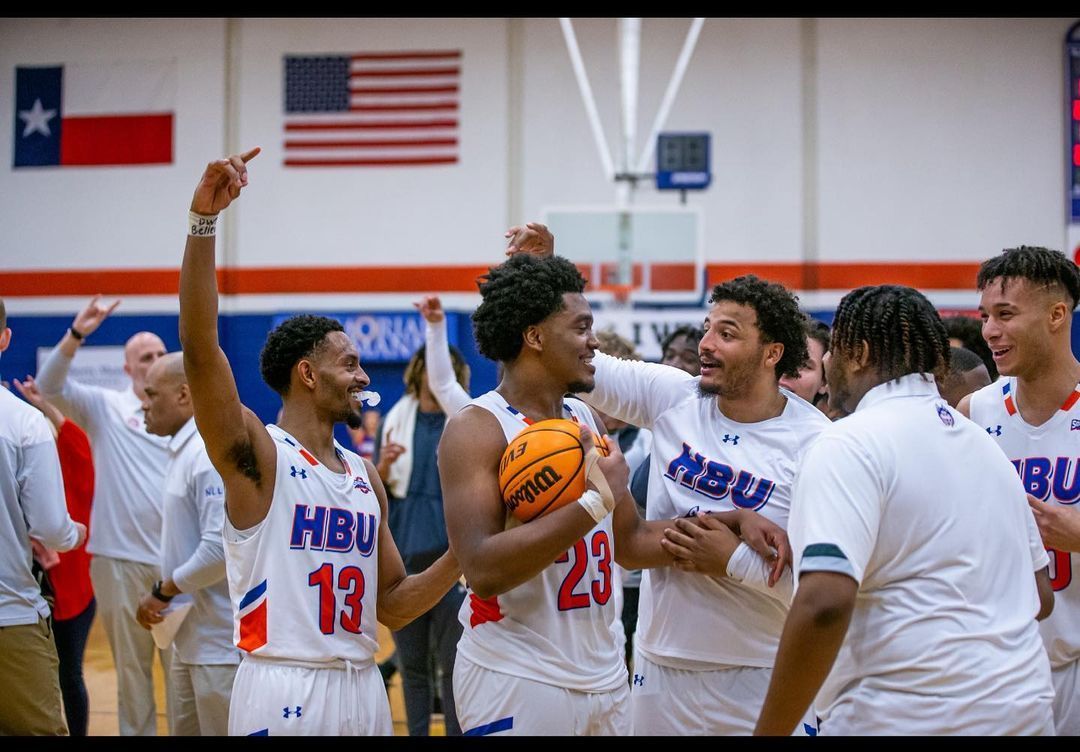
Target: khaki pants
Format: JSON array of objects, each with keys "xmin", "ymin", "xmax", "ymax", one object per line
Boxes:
[
  {"xmin": 90, "ymin": 555, "xmax": 175, "ymax": 735},
  {"xmin": 0, "ymin": 615, "xmax": 68, "ymax": 736},
  {"xmin": 169, "ymin": 659, "xmax": 238, "ymax": 736}
]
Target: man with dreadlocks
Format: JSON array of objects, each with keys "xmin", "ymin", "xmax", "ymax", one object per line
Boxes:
[
  {"xmin": 756, "ymin": 284, "xmax": 1054, "ymax": 736},
  {"xmin": 959, "ymin": 245, "xmax": 1080, "ymax": 734}
]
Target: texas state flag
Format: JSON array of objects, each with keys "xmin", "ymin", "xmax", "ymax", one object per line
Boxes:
[{"xmin": 13, "ymin": 60, "xmax": 175, "ymax": 168}]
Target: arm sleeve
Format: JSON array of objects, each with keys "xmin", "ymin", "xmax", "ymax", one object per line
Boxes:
[
  {"xmin": 722, "ymin": 541, "xmax": 794, "ymax": 604},
  {"xmin": 577, "ymin": 351, "xmax": 696, "ymax": 429},
  {"xmin": 789, "ymin": 433, "xmax": 884, "ymax": 586},
  {"xmin": 170, "ymin": 464, "xmax": 227, "ymax": 592},
  {"xmin": 424, "ymin": 317, "xmax": 471, "ymax": 414},
  {"xmin": 36, "ymin": 345, "xmax": 104, "ymax": 428},
  {"xmin": 20, "ymin": 413, "xmax": 80, "ymax": 552},
  {"xmin": 1026, "ymin": 504, "xmax": 1052, "ymax": 571}
]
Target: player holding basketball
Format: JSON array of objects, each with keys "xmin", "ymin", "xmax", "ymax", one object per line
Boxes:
[
  {"xmin": 441, "ymin": 252, "xmax": 762, "ymax": 736},
  {"xmin": 178, "ymin": 148, "xmax": 461, "ymax": 735},
  {"xmin": 506, "ymin": 228, "xmax": 828, "ymax": 735},
  {"xmin": 757, "ymin": 285, "xmax": 1054, "ymax": 735},
  {"xmin": 959, "ymin": 245, "xmax": 1080, "ymax": 734}
]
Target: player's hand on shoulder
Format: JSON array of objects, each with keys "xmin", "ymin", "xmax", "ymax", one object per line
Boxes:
[
  {"xmin": 504, "ymin": 221, "xmax": 554, "ymax": 258},
  {"xmin": 191, "ymin": 147, "xmax": 261, "ymax": 216}
]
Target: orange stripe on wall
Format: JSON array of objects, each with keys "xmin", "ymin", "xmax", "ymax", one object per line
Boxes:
[{"xmin": 0, "ymin": 262, "xmax": 982, "ymax": 298}]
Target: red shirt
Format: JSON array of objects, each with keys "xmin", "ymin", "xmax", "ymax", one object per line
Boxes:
[{"xmin": 49, "ymin": 419, "xmax": 95, "ymax": 621}]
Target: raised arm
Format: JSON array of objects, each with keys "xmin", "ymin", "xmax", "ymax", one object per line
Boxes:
[
  {"xmin": 36, "ymin": 295, "xmax": 121, "ymax": 423},
  {"xmin": 179, "ymin": 148, "xmax": 278, "ymax": 530},
  {"xmin": 440, "ymin": 406, "xmax": 623, "ymax": 598},
  {"xmin": 12, "ymin": 376, "xmax": 66, "ymax": 433},
  {"xmin": 416, "ymin": 295, "xmax": 471, "ymax": 414}
]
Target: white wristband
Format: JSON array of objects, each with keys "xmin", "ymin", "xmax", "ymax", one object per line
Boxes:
[
  {"xmin": 576, "ymin": 489, "xmax": 614, "ymax": 524},
  {"xmin": 188, "ymin": 211, "xmax": 218, "ymax": 237}
]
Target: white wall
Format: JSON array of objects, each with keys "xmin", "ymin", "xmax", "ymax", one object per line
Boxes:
[
  {"xmin": 1, "ymin": 16, "xmax": 1076, "ymax": 307},
  {"xmin": 816, "ymin": 18, "xmax": 1070, "ymax": 263},
  {"xmin": 0, "ymin": 18, "xmax": 227, "ymax": 269},
  {"xmin": 230, "ymin": 18, "xmax": 510, "ymax": 268}
]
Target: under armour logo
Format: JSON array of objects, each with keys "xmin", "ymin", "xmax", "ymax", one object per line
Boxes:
[
  {"xmin": 633, "ymin": 674, "xmax": 645, "ymax": 687},
  {"xmin": 283, "ymin": 706, "xmax": 302, "ymax": 719},
  {"xmin": 290, "ymin": 466, "xmax": 308, "ymax": 479},
  {"xmin": 722, "ymin": 434, "xmax": 739, "ymax": 445},
  {"xmin": 986, "ymin": 425, "xmax": 1002, "ymax": 436}
]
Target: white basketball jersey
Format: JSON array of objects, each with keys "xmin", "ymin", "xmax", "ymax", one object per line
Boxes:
[
  {"xmin": 224, "ymin": 424, "xmax": 381, "ymax": 664},
  {"xmin": 454, "ymin": 392, "xmax": 627, "ymax": 692},
  {"xmin": 970, "ymin": 378, "xmax": 1080, "ymax": 668}
]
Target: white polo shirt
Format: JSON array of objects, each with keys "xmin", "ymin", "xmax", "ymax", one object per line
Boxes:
[
  {"xmin": 38, "ymin": 346, "xmax": 169, "ymax": 565},
  {"xmin": 581, "ymin": 352, "xmax": 829, "ymax": 669},
  {"xmin": 790, "ymin": 373, "xmax": 1053, "ymax": 735},
  {"xmin": 0, "ymin": 387, "xmax": 81, "ymax": 625},
  {"xmin": 161, "ymin": 418, "xmax": 238, "ymax": 666}
]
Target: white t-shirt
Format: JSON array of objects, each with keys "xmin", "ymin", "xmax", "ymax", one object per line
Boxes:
[
  {"xmin": 970, "ymin": 376, "xmax": 1080, "ymax": 670},
  {"xmin": 37, "ymin": 347, "xmax": 169, "ymax": 565},
  {"xmin": 455, "ymin": 392, "xmax": 627, "ymax": 692},
  {"xmin": 0, "ymin": 387, "xmax": 80, "ymax": 625},
  {"xmin": 581, "ymin": 352, "xmax": 830, "ymax": 669},
  {"xmin": 791, "ymin": 373, "xmax": 1053, "ymax": 735},
  {"xmin": 160, "ymin": 418, "xmax": 238, "ymax": 666}
]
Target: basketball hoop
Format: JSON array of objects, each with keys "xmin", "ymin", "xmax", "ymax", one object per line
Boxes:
[{"xmin": 594, "ymin": 283, "xmax": 636, "ymax": 306}]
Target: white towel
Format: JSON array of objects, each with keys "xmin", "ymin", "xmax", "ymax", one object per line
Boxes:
[{"xmin": 380, "ymin": 393, "xmax": 418, "ymax": 498}]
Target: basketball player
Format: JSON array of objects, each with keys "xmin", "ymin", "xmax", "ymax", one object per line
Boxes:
[
  {"xmin": 442, "ymin": 251, "xmax": 785, "ymax": 736},
  {"xmin": 959, "ymin": 245, "xmax": 1080, "ymax": 734},
  {"xmin": 757, "ymin": 285, "xmax": 1054, "ymax": 735},
  {"xmin": 440, "ymin": 253, "xmax": 659, "ymax": 736},
  {"xmin": 178, "ymin": 148, "xmax": 462, "ymax": 736},
  {"xmin": 506, "ymin": 228, "xmax": 829, "ymax": 735}
]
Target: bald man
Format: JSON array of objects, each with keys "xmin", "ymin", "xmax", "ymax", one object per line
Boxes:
[
  {"xmin": 37, "ymin": 295, "xmax": 173, "ymax": 736},
  {"xmin": 135, "ymin": 354, "xmax": 237, "ymax": 736}
]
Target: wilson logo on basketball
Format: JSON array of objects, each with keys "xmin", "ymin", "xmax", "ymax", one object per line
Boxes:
[
  {"xmin": 504, "ymin": 465, "xmax": 564, "ymax": 512},
  {"xmin": 499, "ymin": 418, "xmax": 594, "ymax": 523}
]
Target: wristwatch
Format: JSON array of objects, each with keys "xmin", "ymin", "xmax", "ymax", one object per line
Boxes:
[{"xmin": 152, "ymin": 580, "xmax": 175, "ymax": 603}]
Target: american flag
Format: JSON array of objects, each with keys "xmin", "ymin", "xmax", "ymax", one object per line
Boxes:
[{"xmin": 283, "ymin": 50, "xmax": 460, "ymax": 168}]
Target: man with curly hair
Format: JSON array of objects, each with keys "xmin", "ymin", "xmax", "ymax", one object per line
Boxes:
[
  {"xmin": 178, "ymin": 148, "xmax": 462, "ymax": 736},
  {"xmin": 441, "ymin": 246, "xmax": 776, "ymax": 735},
  {"xmin": 440, "ymin": 251, "xmax": 650, "ymax": 736},
  {"xmin": 505, "ymin": 227, "xmax": 830, "ymax": 735}
]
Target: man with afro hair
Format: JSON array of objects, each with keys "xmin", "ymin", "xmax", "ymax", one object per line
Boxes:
[
  {"xmin": 504, "ymin": 226, "xmax": 830, "ymax": 736},
  {"xmin": 178, "ymin": 148, "xmax": 461, "ymax": 736},
  {"xmin": 440, "ymin": 244, "xmax": 717, "ymax": 735}
]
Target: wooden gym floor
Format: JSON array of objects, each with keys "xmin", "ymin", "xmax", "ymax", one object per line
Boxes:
[{"xmin": 82, "ymin": 618, "xmax": 441, "ymax": 736}]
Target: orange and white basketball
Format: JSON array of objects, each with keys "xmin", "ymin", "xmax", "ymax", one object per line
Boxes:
[{"xmin": 498, "ymin": 419, "xmax": 608, "ymax": 523}]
